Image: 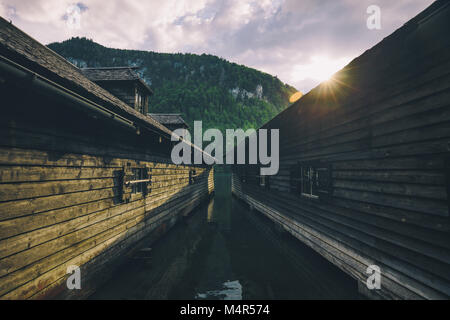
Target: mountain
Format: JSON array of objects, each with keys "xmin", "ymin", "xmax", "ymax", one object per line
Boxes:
[{"xmin": 48, "ymin": 37, "xmax": 298, "ymax": 132}]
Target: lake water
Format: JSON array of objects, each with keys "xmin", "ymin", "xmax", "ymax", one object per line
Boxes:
[{"xmin": 90, "ymin": 169, "xmax": 362, "ymax": 300}]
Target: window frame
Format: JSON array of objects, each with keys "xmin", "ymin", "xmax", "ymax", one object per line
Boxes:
[
  {"xmin": 293, "ymin": 161, "xmax": 332, "ymax": 200},
  {"xmin": 189, "ymin": 168, "xmax": 196, "ymax": 185},
  {"xmin": 259, "ymin": 175, "xmax": 266, "ymax": 187},
  {"xmin": 121, "ymin": 164, "xmax": 151, "ymax": 203},
  {"xmin": 445, "ymin": 156, "xmax": 450, "ymax": 214},
  {"xmin": 256, "ymin": 172, "xmax": 270, "ymax": 190},
  {"xmin": 300, "ymin": 165, "xmax": 319, "ymax": 199},
  {"xmin": 131, "ymin": 167, "xmax": 145, "ymax": 194}
]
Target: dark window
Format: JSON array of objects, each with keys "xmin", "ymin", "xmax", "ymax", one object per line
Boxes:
[
  {"xmin": 139, "ymin": 93, "xmax": 144, "ymax": 113},
  {"xmin": 260, "ymin": 175, "xmax": 266, "ymax": 187},
  {"xmin": 256, "ymin": 173, "xmax": 270, "ymax": 189},
  {"xmin": 189, "ymin": 169, "xmax": 196, "ymax": 185},
  {"xmin": 135, "ymin": 92, "xmax": 139, "ymax": 109},
  {"xmin": 135, "ymin": 91, "xmax": 146, "ymax": 114},
  {"xmin": 301, "ymin": 166, "xmax": 318, "ymax": 198},
  {"xmin": 121, "ymin": 165, "xmax": 150, "ymax": 203},
  {"xmin": 296, "ymin": 162, "xmax": 332, "ymax": 199},
  {"xmin": 132, "ymin": 168, "xmax": 145, "ymax": 194},
  {"xmin": 114, "ymin": 169, "xmax": 125, "ymax": 204},
  {"xmin": 316, "ymin": 167, "xmax": 332, "ymax": 195}
]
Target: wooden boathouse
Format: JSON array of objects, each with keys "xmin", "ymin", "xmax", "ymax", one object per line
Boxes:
[
  {"xmin": 81, "ymin": 66, "xmax": 153, "ymax": 115},
  {"xmin": 0, "ymin": 18, "xmax": 214, "ymax": 299},
  {"xmin": 147, "ymin": 114, "xmax": 189, "ymax": 132},
  {"xmin": 232, "ymin": 1, "xmax": 450, "ymax": 299}
]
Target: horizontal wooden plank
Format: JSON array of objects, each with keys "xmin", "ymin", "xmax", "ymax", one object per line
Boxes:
[
  {"xmin": 280, "ymin": 62, "xmax": 450, "ymax": 148},
  {"xmin": 330, "ymin": 197, "xmax": 450, "ymax": 232},
  {"xmin": 236, "ymin": 189, "xmax": 446, "ymax": 299},
  {"xmin": 0, "ymin": 188, "xmax": 116, "ymax": 222},
  {"xmin": 0, "ymin": 178, "xmax": 116, "ymax": 202},
  {"xmin": 0, "ymin": 165, "xmax": 198, "ymax": 183},
  {"xmin": 0, "ymin": 205, "xmax": 147, "ymax": 277},
  {"xmin": 0, "ymin": 189, "xmax": 209, "ymax": 298},
  {"xmin": 0, "ymin": 147, "xmax": 204, "ymax": 172},
  {"xmin": 333, "ymin": 188, "xmax": 448, "ymax": 217},
  {"xmin": 0, "ymin": 197, "xmax": 114, "ymax": 240},
  {"xmin": 237, "ymin": 186, "xmax": 450, "ymax": 297},
  {"xmin": 0, "ymin": 125, "xmax": 207, "ymax": 171},
  {"xmin": 283, "ymin": 126, "xmax": 371, "ymax": 155},
  {"xmin": 280, "ymin": 136, "xmax": 450, "ymax": 163},
  {"xmin": 0, "ymin": 176, "xmax": 209, "ymax": 239},
  {"xmin": 333, "ymin": 179, "xmax": 447, "ymax": 200},
  {"xmin": 243, "ymin": 184, "xmax": 450, "ymax": 264},
  {"xmin": 0, "ymin": 169, "xmax": 211, "ymax": 221},
  {"xmin": 0, "ymin": 181, "xmax": 210, "ymax": 260},
  {"xmin": 332, "ymin": 170, "xmax": 445, "ymax": 185},
  {"xmin": 0, "ymin": 200, "xmax": 143, "ymax": 259},
  {"xmin": 0, "ymin": 166, "xmax": 115, "ymax": 183},
  {"xmin": 372, "ymin": 121, "xmax": 450, "ymax": 148},
  {"xmin": 8, "ymin": 191, "xmax": 210, "ymax": 299},
  {"xmin": 0, "ymin": 185, "xmax": 207, "ymax": 284},
  {"xmin": 372, "ymin": 100, "xmax": 450, "ymax": 136},
  {"xmin": 332, "ymin": 156, "xmax": 445, "ymax": 170},
  {"xmin": 0, "ymin": 147, "xmax": 122, "ymax": 168}
]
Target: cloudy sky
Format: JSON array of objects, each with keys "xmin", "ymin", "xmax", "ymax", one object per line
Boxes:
[{"xmin": 0, "ymin": 0, "xmax": 435, "ymax": 93}]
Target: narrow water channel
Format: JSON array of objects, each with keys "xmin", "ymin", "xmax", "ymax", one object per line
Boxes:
[{"xmin": 90, "ymin": 169, "xmax": 362, "ymax": 300}]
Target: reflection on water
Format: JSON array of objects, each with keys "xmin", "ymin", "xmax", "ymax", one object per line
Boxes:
[
  {"xmin": 90, "ymin": 168, "xmax": 362, "ymax": 300},
  {"xmin": 196, "ymin": 280, "xmax": 242, "ymax": 300}
]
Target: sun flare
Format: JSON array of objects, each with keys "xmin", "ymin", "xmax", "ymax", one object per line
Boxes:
[
  {"xmin": 289, "ymin": 91, "xmax": 303, "ymax": 103},
  {"xmin": 292, "ymin": 55, "xmax": 350, "ymax": 83}
]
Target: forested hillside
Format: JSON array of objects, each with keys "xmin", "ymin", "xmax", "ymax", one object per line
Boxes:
[{"xmin": 48, "ymin": 37, "xmax": 298, "ymax": 132}]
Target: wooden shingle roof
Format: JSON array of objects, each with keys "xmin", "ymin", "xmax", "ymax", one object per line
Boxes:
[
  {"xmin": 148, "ymin": 114, "xmax": 188, "ymax": 127},
  {"xmin": 0, "ymin": 17, "xmax": 163, "ymax": 134},
  {"xmin": 260, "ymin": 0, "xmax": 450, "ymax": 133},
  {"xmin": 81, "ymin": 67, "xmax": 153, "ymax": 95},
  {"xmin": 81, "ymin": 67, "xmax": 141, "ymax": 81}
]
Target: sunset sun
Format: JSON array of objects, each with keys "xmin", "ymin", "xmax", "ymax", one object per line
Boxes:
[{"xmin": 292, "ymin": 55, "xmax": 350, "ymax": 84}]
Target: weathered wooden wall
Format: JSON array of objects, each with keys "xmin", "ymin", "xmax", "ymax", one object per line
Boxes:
[
  {"xmin": 233, "ymin": 1, "xmax": 450, "ymax": 300},
  {"xmin": 96, "ymin": 81, "xmax": 136, "ymax": 109},
  {"xmin": 0, "ymin": 82, "xmax": 214, "ymax": 299}
]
